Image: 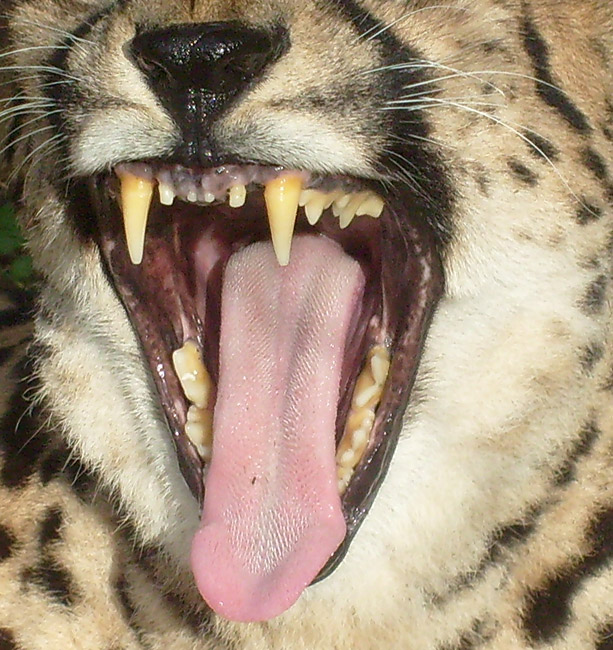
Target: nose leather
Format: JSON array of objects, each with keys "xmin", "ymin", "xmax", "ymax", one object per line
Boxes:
[{"xmin": 129, "ymin": 21, "xmax": 289, "ymax": 165}]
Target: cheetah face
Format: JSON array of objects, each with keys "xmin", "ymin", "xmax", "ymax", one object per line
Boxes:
[
  {"xmin": 82, "ymin": 13, "xmax": 448, "ymax": 620},
  {"xmin": 7, "ymin": 0, "xmax": 604, "ymax": 628}
]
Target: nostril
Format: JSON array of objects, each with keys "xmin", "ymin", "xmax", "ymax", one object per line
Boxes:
[
  {"xmin": 129, "ymin": 21, "xmax": 288, "ymax": 96},
  {"xmin": 126, "ymin": 21, "xmax": 289, "ymax": 167}
]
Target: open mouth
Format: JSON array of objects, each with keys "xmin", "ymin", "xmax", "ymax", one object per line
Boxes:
[{"xmin": 90, "ymin": 160, "xmax": 443, "ymax": 621}]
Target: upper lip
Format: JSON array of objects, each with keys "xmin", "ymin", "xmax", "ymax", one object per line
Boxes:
[{"xmin": 89, "ymin": 158, "xmax": 444, "ymax": 579}]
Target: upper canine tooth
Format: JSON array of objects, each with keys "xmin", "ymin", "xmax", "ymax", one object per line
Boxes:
[
  {"xmin": 118, "ymin": 171, "xmax": 154, "ymax": 265},
  {"xmin": 158, "ymin": 182, "xmax": 175, "ymax": 206},
  {"xmin": 264, "ymin": 173, "xmax": 303, "ymax": 266},
  {"xmin": 229, "ymin": 184, "xmax": 247, "ymax": 208}
]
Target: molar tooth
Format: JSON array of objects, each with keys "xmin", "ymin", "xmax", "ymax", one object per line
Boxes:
[
  {"xmin": 264, "ymin": 173, "xmax": 303, "ymax": 266},
  {"xmin": 172, "ymin": 340, "xmax": 213, "ymax": 409},
  {"xmin": 335, "ymin": 345, "xmax": 390, "ymax": 484},
  {"xmin": 186, "ymin": 405, "xmax": 213, "ymax": 462},
  {"xmin": 304, "ymin": 191, "xmax": 330, "ymax": 225},
  {"xmin": 332, "ymin": 193, "xmax": 352, "ymax": 217},
  {"xmin": 355, "ymin": 194, "xmax": 384, "ymax": 218},
  {"xmin": 298, "ymin": 189, "xmax": 318, "ymax": 207},
  {"xmin": 187, "ymin": 190, "xmax": 198, "ymax": 203},
  {"xmin": 339, "ymin": 193, "xmax": 365, "ymax": 229},
  {"xmin": 204, "ymin": 192, "xmax": 216, "ymax": 203},
  {"xmin": 370, "ymin": 345, "xmax": 390, "ymax": 385},
  {"xmin": 118, "ymin": 171, "xmax": 154, "ymax": 265},
  {"xmin": 158, "ymin": 182, "xmax": 175, "ymax": 206},
  {"xmin": 229, "ymin": 184, "xmax": 247, "ymax": 208}
]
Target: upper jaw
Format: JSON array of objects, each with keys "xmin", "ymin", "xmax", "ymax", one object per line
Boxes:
[{"xmin": 89, "ymin": 155, "xmax": 444, "ymax": 585}]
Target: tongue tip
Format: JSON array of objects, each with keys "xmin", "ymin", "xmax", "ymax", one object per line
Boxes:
[{"xmin": 190, "ymin": 516, "xmax": 346, "ymax": 622}]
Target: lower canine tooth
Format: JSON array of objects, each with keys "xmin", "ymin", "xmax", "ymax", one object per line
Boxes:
[
  {"xmin": 118, "ymin": 171, "xmax": 154, "ymax": 265},
  {"xmin": 264, "ymin": 173, "xmax": 303, "ymax": 266},
  {"xmin": 172, "ymin": 340, "xmax": 213, "ymax": 410}
]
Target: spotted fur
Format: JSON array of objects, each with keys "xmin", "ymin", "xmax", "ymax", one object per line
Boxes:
[{"xmin": 1, "ymin": 0, "xmax": 612, "ymax": 648}]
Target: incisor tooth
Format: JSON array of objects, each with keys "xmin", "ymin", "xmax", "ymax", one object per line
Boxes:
[
  {"xmin": 118, "ymin": 171, "xmax": 154, "ymax": 265},
  {"xmin": 229, "ymin": 184, "xmax": 247, "ymax": 208},
  {"xmin": 172, "ymin": 340, "xmax": 213, "ymax": 409},
  {"xmin": 158, "ymin": 182, "xmax": 175, "ymax": 206},
  {"xmin": 264, "ymin": 173, "xmax": 303, "ymax": 266}
]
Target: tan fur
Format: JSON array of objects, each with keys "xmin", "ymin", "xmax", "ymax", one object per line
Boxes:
[{"xmin": 1, "ymin": 1, "xmax": 612, "ymax": 648}]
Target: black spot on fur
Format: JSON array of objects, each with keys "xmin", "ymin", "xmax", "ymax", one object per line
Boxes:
[
  {"xmin": 0, "ymin": 354, "xmax": 49, "ymax": 488},
  {"xmin": 579, "ymin": 275, "xmax": 608, "ymax": 315},
  {"xmin": 21, "ymin": 557, "xmax": 79, "ymax": 607},
  {"xmin": 434, "ymin": 511, "xmax": 540, "ymax": 604},
  {"xmin": 522, "ymin": 508, "xmax": 613, "ymax": 643},
  {"xmin": 0, "ymin": 523, "xmax": 17, "ymax": 562},
  {"xmin": 522, "ymin": 130, "xmax": 559, "ymax": 161},
  {"xmin": 0, "ymin": 307, "xmax": 30, "ymax": 328},
  {"xmin": 596, "ymin": 622, "xmax": 613, "ymax": 650},
  {"xmin": 507, "ymin": 158, "xmax": 538, "ymax": 185},
  {"xmin": 38, "ymin": 506, "xmax": 63, "ymax": 548},
  {"xmin": 437, "ymin": 620, "xmax": 493, "ymax": 649},
  {"xmin": 579, "ymin": 342, "xmax": 604, "ymax": 373},
  {"xmin": 39, "ymin": 441, "xmax": 95, "ymax": 497},
  {"xmin": 555, "ymin": 420, "xmax": 600, "ymax": 486},
  {"xmin": 582, "ymin": 147, "xmax": 609, "ymax": 182},
  {"xmin": 576, "ymin": 201, "xmax": 603, "ymax": 225},
  {"xmin": 0, "ymin": 345, "xmax": 15, "ymax": 365},
  {"xmin": 115, "ymin": 576, "xmax": 137, "ymax": 623},
  {"xmin": 521, "ymin": 15, "xmax": 591, "ymax": 133},
  {"xmin": 0, "ymin": 628, "xmax": 19, "ymax": 650}
]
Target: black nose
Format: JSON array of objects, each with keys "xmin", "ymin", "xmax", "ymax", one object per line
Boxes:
[{"xmin": 128, "ymin": 22, "xmax": 288, "ymax": 164}]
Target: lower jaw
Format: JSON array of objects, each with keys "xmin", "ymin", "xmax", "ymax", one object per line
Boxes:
[{"xmin": 90, "ymin": 165, "xmax": 443, "ymax": 620}]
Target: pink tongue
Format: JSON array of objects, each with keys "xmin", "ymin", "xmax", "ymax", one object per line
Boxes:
[{"xmin": 190, "ymin": 234, "xmax": 365, "ymax": 622}]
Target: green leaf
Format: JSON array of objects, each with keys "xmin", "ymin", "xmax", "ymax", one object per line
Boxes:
[
  {"xmin": 0, "ymin": 202, "xmax": 24, "ymax": 255},
  {"xmin": 8, "ymin": 255, "xmax": 34, "ymax": 285}
]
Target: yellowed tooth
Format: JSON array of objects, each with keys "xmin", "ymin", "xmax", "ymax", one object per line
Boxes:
[
  {"xmin": 355, "ymin": 193, "xmax": 384, "ymax": 218},
  {"xmin": 339, "ymin": 193, "xmax": 365, "ymax": 229},
  {"xmin": 118, "ymin": 171, "xmax": 154, "ymax": 265},
  {"xmin": 304, "ymin": 191, "xmax": 329, "ymax": 226},
  {"xmin": 186, "ymin": 405, "xmax": 213, "ymax": 461},
  {"xmin": 298, "ymin": 189, "xmax": 318, "ymax": 207},
  {"xmin": 264, "ymin": 173, "xmax": 303, "ymax": 266},
  {"xmin": 335, "ymin": 344, "xmax": 391, "ymax": 492},
  {"xmin": 229, "ymin": 184, "xmax": 247, "ymax": 208},
  {"xmin": 332, "ymin": 194, "xmax": 352, "ymax": 217},
  {"xmin": 172, "ymin": 340, "xmax": 213, "ymax": 410}
]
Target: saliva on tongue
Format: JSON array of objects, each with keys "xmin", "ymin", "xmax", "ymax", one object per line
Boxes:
[{"xmin": 190, "ymin": 233, "xmax": 366, "ymax": 622}]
